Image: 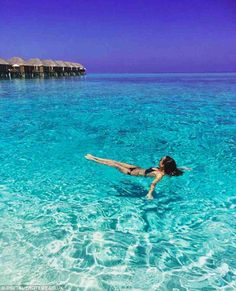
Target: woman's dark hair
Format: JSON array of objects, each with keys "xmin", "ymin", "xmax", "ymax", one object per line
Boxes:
[{"xmin": 162, "ymin": 156, "xmax": 183, "ymax": 176}]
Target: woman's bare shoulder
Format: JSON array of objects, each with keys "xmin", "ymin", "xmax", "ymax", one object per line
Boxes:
[{"xmin": 154, "ymin": 169, "xmax": 164, "ymax": 178}]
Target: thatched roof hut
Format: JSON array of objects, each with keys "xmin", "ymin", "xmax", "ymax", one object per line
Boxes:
[
  {"xmin": 55, "ymin": 60, "xmax": 67, "ymax": 67},
  {"xmin": 70, "ymin": 62, "xmax": 79, "ymax": 68},
  {"xmin": 8, "ymin": 57, "xmax": 28, "ymax": 67},
  {"xmin": 0, "ymin": 56, "xmax": 86, "ymax": 78},
  {"xmin": 64, "ymin": 61, "xmax": 73, "ymax": 68},
  {"xmin": 42, "ymin": 59, "xmax": 57, "ymax": 67},
  {"xmin": 0, "ymin": 58, "xmax": 9, "ymax": 65},
  {"xmin": 27, "ymin": 58, "xmax": 44, "ymax": 66},
  {"xmin": 75, "ymin": 62, "xmax": 85, "ymax": 70}
]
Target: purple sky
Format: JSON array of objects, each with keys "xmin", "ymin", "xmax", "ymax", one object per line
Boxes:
[{"xmin": 0, "ymin": 0, "xmax": 235, "ymax": 73}]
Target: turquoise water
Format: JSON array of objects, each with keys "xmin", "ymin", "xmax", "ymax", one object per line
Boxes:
[{"xmin": 0, "ymin": 73, "xmax": 235, "ymax": 290}]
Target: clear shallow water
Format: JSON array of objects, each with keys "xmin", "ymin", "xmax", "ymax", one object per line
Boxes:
[{"xmin": 0, "ymin": 73, "xmax": 235, "ymax": 290}]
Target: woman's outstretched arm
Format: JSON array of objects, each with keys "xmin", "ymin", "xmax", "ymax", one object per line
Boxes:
[{"xmin": 146, "ymin": 174, "xmax": 163, "ymax": 200}]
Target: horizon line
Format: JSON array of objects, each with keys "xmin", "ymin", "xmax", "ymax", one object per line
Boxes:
[{"xmin": 87, "ymin": 71, "xmax": 236, "ymax": 74}]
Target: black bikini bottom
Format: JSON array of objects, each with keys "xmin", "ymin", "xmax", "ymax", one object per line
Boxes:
[{"xmin": 128, "ymin": 167, "xmax": 138, "ymax": 175}]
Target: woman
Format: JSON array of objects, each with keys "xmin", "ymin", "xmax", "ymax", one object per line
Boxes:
[{"xmin": 85, "ymin": 154, "xmax": 190, "ymax": 199}]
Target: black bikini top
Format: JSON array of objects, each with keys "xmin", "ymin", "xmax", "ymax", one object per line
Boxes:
[{"xmin": 144, "ymin": 167, "xmax": 159, "ymax": 176}]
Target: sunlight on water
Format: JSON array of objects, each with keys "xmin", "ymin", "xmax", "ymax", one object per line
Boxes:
[{"xmin": 0, "ymin": 74, "xmax": 235, "ymax": 289}]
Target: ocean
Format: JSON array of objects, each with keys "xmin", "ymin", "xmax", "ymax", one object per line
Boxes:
[{"xmin": 0, "ymin": 73, "xmax": 235, "ymax": 290}]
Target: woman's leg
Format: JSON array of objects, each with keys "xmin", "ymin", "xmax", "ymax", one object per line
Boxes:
[
  {"xmin": 85, "ymin": 154, "xmax": 117, "ymax": 166},
  {"xmin": 85, "ymin": 154, "xmax": 137, "ymax": 169},
  {"xmin": 85, "ymin": 154, "xmax": 134, "ymax": 175}
]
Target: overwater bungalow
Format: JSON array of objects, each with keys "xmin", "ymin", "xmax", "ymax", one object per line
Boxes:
[
  {"xmin": 8, "ymin": 57, "xmax": 34, "ymax": 78},
  {"xmin": 54, "ymin": 60, "xmax": 67, "ymax": 76},
  {"xmin": 0, "ymin": 56, "xmax": 86, "ymax": 79},
  {"xmin": 27, "ymin": 58, "xmax": 44, "ymax": 77},
  {"xmin": 63, "ymin": 61, "xmax": 73, "ymax": 76},
  {"xmin": 41, "ymin": 59, "xmax": 58, "ymax": 77},
  {"xmin": 77, "ymin": 63, "xmax": 86, "ymax": 75},
  {"xmin": 0, "ymin": 58, "xmax": 11, "ymax": 79},
  {"xmin": 70, "ymin": 62, "xmax": 80, "ymax": 75}
]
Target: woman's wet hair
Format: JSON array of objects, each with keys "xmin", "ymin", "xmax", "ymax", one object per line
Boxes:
[{"xmin": 162, "ymin": 156, "xmax": 183, "ymax": 176}]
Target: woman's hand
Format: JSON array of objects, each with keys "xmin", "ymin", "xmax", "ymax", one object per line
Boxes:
[
  {"xmin": 146, "ymin": 174, "xmax": 163, "ymax": 200},
  {"xmin": 146, "ymin": 192, "xmax": 154, "ymax": 200}
]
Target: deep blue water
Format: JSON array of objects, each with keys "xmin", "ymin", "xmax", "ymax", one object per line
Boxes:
[{"xmin": 0, "ymin": 73, "xmax": 235, "ymax": 290}]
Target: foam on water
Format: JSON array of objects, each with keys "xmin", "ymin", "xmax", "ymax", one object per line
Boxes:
[{"xmin": 0, "ymin": 74, "xmax": 235, "ymax": 289}]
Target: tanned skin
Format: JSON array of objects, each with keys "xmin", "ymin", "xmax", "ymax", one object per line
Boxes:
[{"xmin": 85, "ymin": 154, "xmax": 167, "ymax": 199}]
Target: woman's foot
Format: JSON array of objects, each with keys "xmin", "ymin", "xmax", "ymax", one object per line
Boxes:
[{"xmin": 85, "ymin": 154, "xmax": 94, "ymax": 160}]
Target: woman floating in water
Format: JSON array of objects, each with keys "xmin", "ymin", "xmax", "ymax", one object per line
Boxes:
[{"xmin": 85, "ymin": 154, "xmax": 190, "ymax": 199}]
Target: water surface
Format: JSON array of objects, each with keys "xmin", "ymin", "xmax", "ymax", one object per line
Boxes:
[{"xmin": 0, "ymin": 73, "xmax": 235, "ymax": 290}]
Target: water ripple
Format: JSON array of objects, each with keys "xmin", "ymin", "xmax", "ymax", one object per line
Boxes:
[{"xmin": 0, "ymin": 74, "xmax": 235, "ymax": 289}]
